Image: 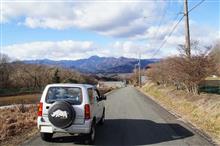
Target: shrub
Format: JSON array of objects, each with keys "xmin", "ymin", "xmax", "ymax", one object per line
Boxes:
[{"xmin": 146, "ymin": 41, "xmax": 217, "ymax": 94}]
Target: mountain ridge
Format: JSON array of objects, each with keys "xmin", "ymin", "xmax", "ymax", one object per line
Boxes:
[{"xmin": 23, "ymin": 56, "xmax": 159, "ymax": 73}]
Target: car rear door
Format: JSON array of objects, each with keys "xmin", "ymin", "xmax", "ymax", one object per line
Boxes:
[{"xmin": 43, "ymin": 86, "xmax": 85, "ymax": 125}]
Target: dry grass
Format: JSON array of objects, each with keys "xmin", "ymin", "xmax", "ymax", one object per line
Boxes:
[
  {"xmin": 141, "ymin": 82, "xmax": 220, "ymax": 145},
  {"xmin": 0, "ymin": 105, "xmax": 38, "ymax": 146},
  {"xmin": 0, "ymin": 94, "xmax": 41, "ymax": 106}
]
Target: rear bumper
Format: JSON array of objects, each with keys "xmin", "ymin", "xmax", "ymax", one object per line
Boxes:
[{"xmin": 37, "ymin": 117, "xmax": 92, "ymax": 134}]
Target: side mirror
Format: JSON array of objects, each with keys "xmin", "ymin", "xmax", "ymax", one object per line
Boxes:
[
  {"xmin": 102, "ymin": 95, "xmax": 107, "ymax": 100},
  {"xmin": 98, "ymin": 95, "xmax": 106, "ymax": 101}
]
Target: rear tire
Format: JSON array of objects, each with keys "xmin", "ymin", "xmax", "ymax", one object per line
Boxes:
[
  {"xmin": 40, "ymin": 132, "xmax": 53, "ymax": 141},
  {"xmin": 84, "ymin": 123, "xmax": 96, "ymax": 145}
]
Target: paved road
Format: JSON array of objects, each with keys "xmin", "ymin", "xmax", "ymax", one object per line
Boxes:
[{"xmin": 22, "ymin": 87, "xmax": 213, "ymax": 146}]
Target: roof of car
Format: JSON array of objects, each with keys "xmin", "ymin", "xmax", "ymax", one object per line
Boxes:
[{"xmin": 46, "ymin": 83, "xmax": 95, "ymax": 89}]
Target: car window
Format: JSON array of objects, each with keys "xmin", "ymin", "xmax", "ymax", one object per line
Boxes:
[
  {"xmin": 88, "ymin": 88, "xmax": 94, "ymax": 104},
  {"xmin": 46, "ymin": 87, "xmax": 82, "ymax": 105}
]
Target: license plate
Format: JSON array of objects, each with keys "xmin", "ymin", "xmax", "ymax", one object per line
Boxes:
[{"xmin": 41, "ymin": 126, "xmax": 53, "ymax": 133}]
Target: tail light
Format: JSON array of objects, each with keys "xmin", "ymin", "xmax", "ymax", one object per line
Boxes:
[
  {"xmin": 38, "ymin": 102, "xmax": 43, "ymax": 117},
  {"xmin": 84, "ymin": 104, "xmax": 90, "ymax": 120}
]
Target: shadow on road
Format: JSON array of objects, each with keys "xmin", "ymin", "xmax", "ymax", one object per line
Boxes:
[
  {"xmin": 95, "ymin": 119, "xmax": 193, "ymax": 145},
  {"xmin": 51, "ymin": 134, "xmax": 83, "ymax": 144},
  {"xmin": 49, "ymin": 119, "xmax": 194, "ymax": 145}
]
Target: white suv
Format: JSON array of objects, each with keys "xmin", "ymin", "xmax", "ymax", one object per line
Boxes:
[{"xmin": 37, "ymin": 84, "xmax": 106, "ymax": 144}]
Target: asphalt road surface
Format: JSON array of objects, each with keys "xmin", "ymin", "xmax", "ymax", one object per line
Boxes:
[{"xmin": 22, "ymin": 87, "xmax": 213, "ymax": 146}]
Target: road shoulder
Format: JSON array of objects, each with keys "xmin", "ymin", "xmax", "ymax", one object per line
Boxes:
[{"xmin": 137, "ymin": 85, "xmax": 219, "ymax": 146}]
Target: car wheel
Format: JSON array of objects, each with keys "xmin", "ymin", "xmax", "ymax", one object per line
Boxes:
[
  {"xmin": 84, "ymin": 123, "xmax": 96, "ymax": 145},
  {"xmin": 99, "ymin": 109, "xmax": 105, "ymax": 125},
  {"xmin": 40, "ymin": 132, "xmax": 53, "ymax": 141}
]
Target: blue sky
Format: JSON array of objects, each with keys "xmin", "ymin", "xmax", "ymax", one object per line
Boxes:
[
  {"xmin": 1, "ymin": 0, "xmax": 219, "ymax": 60},
  {"xmin": 2, "ymin": 23, "xmax": 116, "ymax": 46}
]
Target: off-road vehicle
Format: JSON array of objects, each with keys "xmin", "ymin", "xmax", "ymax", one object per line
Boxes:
[{"xmin": 37, "ymin": 84, "xmax": 106, "ymax": 144}]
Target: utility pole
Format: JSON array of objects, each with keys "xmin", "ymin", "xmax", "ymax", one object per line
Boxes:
[
  {"xmin": 184, "ymin": 0, "xmax": 191, "ymax": 58},
  {"xmin": 134, "ymin": 64, "xmax": 138, "ymax": 86},
  {"xmin": 138, "ymin": 52, "xmax": 141, "ymax": 87}
]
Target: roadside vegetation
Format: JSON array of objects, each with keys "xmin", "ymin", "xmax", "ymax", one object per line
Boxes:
[
  {"xmin": 0, "ymin": 54, "xmax": 100, "ymax": 106},
  {"xmin": 0, "ymin": 54, "xmax": 98, "ymax": 97},
  {"xmin": 146, "ymin": 41, "xmax": 219, "ymax": 95},
  {"xmin": 0, "ymin": 94, "xmax": 41, "ymax": 106},
  {"xmin": 0, "ymin": 105, "xmax": 38, "ymax": 146},
  {"xmin": 141, "ymin": 82, "xmax": 220, "ymax": 144},
  {"xmin": 137, "ymin": 40, "xmax": 220, "ymax": 144}
]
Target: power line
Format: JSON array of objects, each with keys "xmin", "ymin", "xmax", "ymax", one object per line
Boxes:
[
  {"xmin": 152, "ymin": 1, "xmax": 170, "ymax": 41},
  {"xmin": 151, "ymin": 14, "xmax": 184, "ymax": 58},
  {"xmin": 150, "ymin": 0, "xmax": 206, "ymax": 58},
  {"xmin": 150, "ymin": 1, "xmax": 184, "ymax": 58},
  {"xmin": 188, "ymin": 0, "xmax": 206, "ymax": 14}
]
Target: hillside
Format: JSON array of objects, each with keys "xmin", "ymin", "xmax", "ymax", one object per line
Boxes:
[{"xmin": 23, "ymin": 56, "xmax": 159, "ymax": 73}]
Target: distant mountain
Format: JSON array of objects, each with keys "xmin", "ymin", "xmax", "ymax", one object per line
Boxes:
[{"xmin": 23, "ymin": 56, "xmax": 159, "ymax": 73}]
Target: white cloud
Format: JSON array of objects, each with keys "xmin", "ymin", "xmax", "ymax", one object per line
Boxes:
[
  {"xmin": 131, "ymin": 19, "xmax": 219, "ymax": 57},
  {"xmin": 107, "ymin": 41, "xmax": 153, "ymax": 58},
  {"xmin": 2, "ymin": 1, "xmax": 165, "ymax": 36},
  {"xmin": 2, "ymin": 24, "xmax": 219, "ymax": 61},
  {"xmin": 2, "ymin": 40, "xmax": 98, "ymax": 60},
  {"xmin": 2, "ymin": 40, "xmax": 158, "ymax": 60},
  {"xmin": 1, "ymin": 1, "xmax": 219, "ymax": 60}
]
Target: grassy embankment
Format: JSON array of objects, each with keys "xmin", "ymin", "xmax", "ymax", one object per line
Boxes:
[
  {"xmin": 0, "ymin": 105, "xmax": 38, "ymax": 146},
  {"xmin": 0, "ymin": 89, "xmax": 41, "ymax": 145},
  {"xmin": 140, "ymin": 82, "xmax": 220, "ymax": 144},
  {"xmin": 0, "ymin": 87, "xmax": 42, "ymax": 106},
  {"xmin": 0, "ymin": 94, "xmax": 41, "ymax": 106}
]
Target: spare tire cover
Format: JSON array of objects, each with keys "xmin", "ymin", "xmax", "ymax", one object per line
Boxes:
[{"xmin": 48, "ymin": 101, "xmax": 75, "ymax": 129}]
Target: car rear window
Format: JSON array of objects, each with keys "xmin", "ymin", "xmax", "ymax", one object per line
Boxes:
[{"xmin": 46, "ymin": 87, "xmax": 82, "ymax": 105}]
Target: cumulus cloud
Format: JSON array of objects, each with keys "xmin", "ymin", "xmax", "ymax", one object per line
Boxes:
[
  {"xmin": 107, "ymin": 41, "xmax": 155, "ymax": 58},
  {"xmin": 2, "ymin": 40, "xmax": 98, "ymax": 60},
  {"xmin": 2, "ymin": 25, "xmax": 219, "ymax": 61},
  {"xmin": 1, "ymin": 1, "xmax": 219, "ymax": 60},
  {"xmin": 2, "ymin": 1, "xmax": 166, "ymax": 37},
  {"xmin": 132, "ymin": 19, "xmax": 219, "ymax": 56},
  {"xmin": 2, "ymin": 40, "xmax": 158, "ymax": 60}
]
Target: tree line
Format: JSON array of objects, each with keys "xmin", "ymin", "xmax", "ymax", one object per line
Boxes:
[
  {"xmin": 146, "ymin": 41, "xmax": 220, "ymax": 95},
  {"xmin": 0, "ymin": 54, "xmax": 97, "ymax": 94}
]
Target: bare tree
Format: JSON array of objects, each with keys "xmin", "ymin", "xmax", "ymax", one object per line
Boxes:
[
  {"xmin": 210, "ymin": 40, "xmax": 220, "ymax": 75},
  {"xmin": 0, "ymin": 54, "xmax": 13, "ymax": 88},
  {"xmin": 146, "ymin": 41, "xmax": 217, "ymax": 95}
]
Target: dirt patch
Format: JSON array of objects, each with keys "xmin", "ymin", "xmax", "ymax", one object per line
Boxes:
[
  {"xmin": 141, "ymin": 82, "xmax": 220, "ymax": 145},
  {"xmin": 0, "ymin": 105, "xmax": 38, "ymax": 146}
]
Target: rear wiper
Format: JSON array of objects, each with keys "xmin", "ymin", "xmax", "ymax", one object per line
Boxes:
[
  {"xmin": 64, "ymin": 99, "xmax": 78, "ymax": 104},
  {"xmin": 47, "ymin": 100, "xmax": 56, "ymax": 103}
]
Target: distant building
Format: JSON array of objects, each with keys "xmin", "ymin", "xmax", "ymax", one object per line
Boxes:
[
  {"xmin": 97, "ymin": 81, "xmax": 126, "ymax": 88},
  {"xmin": 141, "ymin": 76, "xmax": 148, "ymax": 84}
]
